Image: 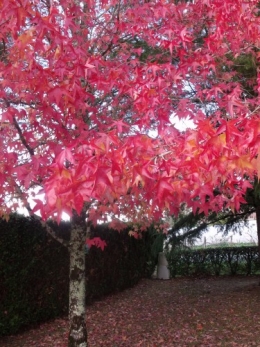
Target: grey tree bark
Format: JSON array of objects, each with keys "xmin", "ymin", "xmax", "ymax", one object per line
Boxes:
[
  {"xmin": 68, "ymin": 211, "xmax": 88, "ymax": 347},
  {"xmin": 256, "ymin": 206, "xmax": 260, "ymax": 260}
]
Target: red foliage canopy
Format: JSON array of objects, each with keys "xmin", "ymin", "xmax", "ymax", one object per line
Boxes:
[{"xmin": 0, "ymin": 0, "xmax": 259, "ymax": 225}]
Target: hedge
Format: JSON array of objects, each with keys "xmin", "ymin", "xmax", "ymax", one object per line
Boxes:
[
  {"xmin": 0, "ymin": 214, "xmax": 154, "ymax": 336},
  {"xmin": 166, "ymin": 246, "xmax": 260, "ymax": 277}
]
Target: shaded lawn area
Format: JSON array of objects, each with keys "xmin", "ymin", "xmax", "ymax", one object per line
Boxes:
[{"xmin": 1, "ymin": 276, "xmax": 260, "ymax": 346}]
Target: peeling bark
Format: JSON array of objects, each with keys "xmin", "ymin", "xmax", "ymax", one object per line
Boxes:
[{"xmin": 68, "ymin": 224, "xmax": 88, "ymax": 347}]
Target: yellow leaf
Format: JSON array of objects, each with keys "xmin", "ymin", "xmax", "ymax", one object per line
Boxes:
[
  {"xmin": 54, "ymin": 46, "xmax": 61, "ymax": 59},
  {"xmin": 218, "ymin": 132, "xmax": 226, "ymax": 145},
  {"xmin": 236, "ymin": 154, "xmax": 254, "ymax": 171},
  {"xmin": 61, "ymin": 168, "xmax": 71, "ymax": 179},
  {"xmin": 18, "ymin": 28, "xmax": 34, "ymax": 45}
]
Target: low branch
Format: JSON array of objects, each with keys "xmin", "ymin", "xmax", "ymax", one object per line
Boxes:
[
  {"xmin": 15, "ymin": 184, "xmax": 70, "ymax": 248},
  {"xmin": 29, "ymin": 210, "xmax": 69, "ymax": 248},
  {"xmin": 169, "ymin": 209, "xmax": 256, "ymax": 245},
  {"xmin": 30, "ymin": 210, "xmax": 70, "ymax": 248},
  {"xmin": 44, "ymin": 221, "xmax": 70, "ymax": 248}
]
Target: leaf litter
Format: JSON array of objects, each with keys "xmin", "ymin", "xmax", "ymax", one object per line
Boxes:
[{"xmin": 1, "ymin": 276, "xmax": 260, "ymax": 346}]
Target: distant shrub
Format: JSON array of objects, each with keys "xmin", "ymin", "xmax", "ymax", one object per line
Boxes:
[{"xmin": 166, "ymin": 246, "xmax": 260, "ymax": 278}]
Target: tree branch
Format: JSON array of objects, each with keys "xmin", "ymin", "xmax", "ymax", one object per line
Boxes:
[
  {"xmin": 169, "ymin": 209, "xmax": 256, "ymax": 245},
  {"xmin": 44, "ymin": 221, "xmax": 70, "ymax": 248},
  {"xmin": 12, "ymin": 116, "xmax": 35, "ymax": 156},
  {"xmin": 14, "ymin": 183, "xmax": 70, "ymax": 247}
]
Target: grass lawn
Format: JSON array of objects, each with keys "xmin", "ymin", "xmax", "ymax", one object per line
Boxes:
[{"xmin": 1, "ymin": 276, "xmax": 260, "ymax": 346}]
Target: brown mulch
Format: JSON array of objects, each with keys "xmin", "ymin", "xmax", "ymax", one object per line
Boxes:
[{"xmin": 1, "ymin": 276, "xmax": 260, "ymax": 346}]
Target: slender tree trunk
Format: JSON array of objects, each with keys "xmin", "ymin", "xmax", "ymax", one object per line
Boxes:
[
  {"xmin": 256, "ymin": 206, "xmax": 260, "ymax": 259},
  {"xmin": 68, "ymin": 225, "xmax": 88, "ymax": 347}
]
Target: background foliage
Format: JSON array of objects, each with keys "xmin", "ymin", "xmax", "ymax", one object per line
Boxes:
[{"xmin": 166, "ymin": 246, "xmax": 260, "ymax": 278}]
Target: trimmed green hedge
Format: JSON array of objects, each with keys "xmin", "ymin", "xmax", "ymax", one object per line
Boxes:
[
  {"xmin": 166, "ymin": 246, "xmax": 260, "ymax": 277},
  {"xmin": 85, "ymin": 224, "xmax": 155, "ymax": 301},
  {"xmin": 0, "ymin": 215, "xmax": 154, "ymax": 336}
]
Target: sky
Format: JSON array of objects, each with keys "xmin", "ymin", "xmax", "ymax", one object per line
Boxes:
[{"xmin": 194, "ymin": 220, "xmax": 258, "ymax": 246}]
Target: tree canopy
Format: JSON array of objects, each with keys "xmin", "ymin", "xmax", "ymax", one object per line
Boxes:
[
  {"xmin": 1, "ymin": 0, "xmax": 259, "ymax": 228},
  {"xmin": 2, "ymin": 1, "xmax": 260, "ymax": 346}
]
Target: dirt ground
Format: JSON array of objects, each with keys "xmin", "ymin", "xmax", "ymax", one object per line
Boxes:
[{"xmin": 1, "ymin": 276, "xmax": 260, "ymax": 347}]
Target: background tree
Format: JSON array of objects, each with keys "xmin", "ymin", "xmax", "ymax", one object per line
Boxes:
[
  {"xmin": 167, "ymin": 203, "xmax": 255, "ymax": 249},
  {"xmin": 1, "ymin": 1, "xmax": 260, "ymax": 346}
]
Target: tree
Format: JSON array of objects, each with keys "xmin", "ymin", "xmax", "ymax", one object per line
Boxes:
[
  {"xmin": 1, "ymin": 1, "xmax": 260, "ymax": 346},
  {"xmin": 167, "ymin": 203, "xmax": 255, "ymax": 249}
]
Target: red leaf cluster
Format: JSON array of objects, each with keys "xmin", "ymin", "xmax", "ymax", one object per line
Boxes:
[{"xmin": 0, "ymin": 0, "xmax": 259, "ymax": 223}]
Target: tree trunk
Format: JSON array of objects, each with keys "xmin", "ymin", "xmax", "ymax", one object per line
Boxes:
[
  {"xmin": 256, "ymin": 206, "xmax": 260, "ymax": 259},
  {"xmin": 68, "ymin": 225, "xmax": 88, "ymax": 347}
]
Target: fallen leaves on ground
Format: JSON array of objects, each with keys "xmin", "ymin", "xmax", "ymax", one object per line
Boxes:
[{"xmin": 1, "ymin": 276, "xmax": 260, "ymax": 346}]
